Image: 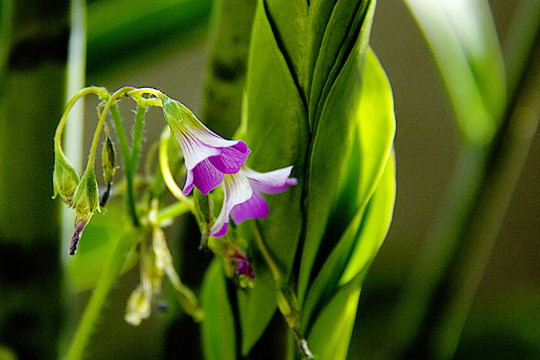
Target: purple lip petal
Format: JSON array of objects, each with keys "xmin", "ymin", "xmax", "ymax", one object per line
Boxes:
[
  {"xmin": 211, "ymin": 222, "xmax": 229, "ymax": 238},
  {"xmin": 243, "ymin": 166, "xmax": 297, "ymax": 194},
  {"xmin": 230, "ymin": 251, "xmax": 255, "ymax": 278},
  {"xmin": 236, "ymin": 260, "xmax": 255, "ymax": 278},
  {"xmin": 230, "ymin": 191, "xmax": 269, "ymax": 224},
  {"xmin": 184, "ymin": 159, "xmax": 226, "ymax": 195},
  {"xmin": 211, "ymin": 166, "xmax": 297, "ymax": 237},
  {"xmin": 208, "ymin": 142, "xmax": 250, "ymax": 174}
]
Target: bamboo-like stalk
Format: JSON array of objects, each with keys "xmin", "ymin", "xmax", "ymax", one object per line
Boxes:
[{"xmin": 0, "ymin": 1, "xmax": 69, "ymax": 359}]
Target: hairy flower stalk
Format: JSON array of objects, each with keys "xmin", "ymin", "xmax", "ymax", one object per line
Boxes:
[{"xmin": 161, "ymin": 96, "xmax": 250, "ymax": 195}]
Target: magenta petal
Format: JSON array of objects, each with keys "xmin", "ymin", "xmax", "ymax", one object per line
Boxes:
[
  {"xmin": 208, "ymin": 141, "xmax": 250, "ymax": 174},
  {"xmin": 211, "ymin": 221, "xmax": 229, "ymax": 237},
  {"xmin": 185, "ymin": 159, "xmax": 225, "ymax": 195},
  {"xmin": 242, "ymin": 166, "xmax": 297, "ymax": 194},
  {"xmin": 231, "ymin": 191, "xmax": 269, "ymax": 224}
]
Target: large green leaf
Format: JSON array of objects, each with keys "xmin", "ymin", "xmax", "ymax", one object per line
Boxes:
[
  {"xmin": 303, "ymin": 153, "xmax": 395, "ymax": 359},
  {"xmin": 301, "ymin": 49, "xmax": 396, "ymax": 328},
  {"xmin": 303, "ymin": 151, "xmax": 396, "ymax": 336},
  {"xmin": 202, "ymin": 0, "xmax": 395, "ymax": 357},
  {"xmin": 297, "ymin": 0, "xmax": 377, "ymax": 304},
  {"xmin": 403, "ymin": 0, "xmax": 506, "ymax": 145}
]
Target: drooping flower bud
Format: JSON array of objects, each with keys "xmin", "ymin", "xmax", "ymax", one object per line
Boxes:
[
  {"xmin": 208, "ymin": 233, "xmax": 255, "ymax": 281},
  {"xmin": 52, "ymin": 148, "xmax": 80, "ymax": 206},
  {"xmin": 69, "ymin": 169, "xmax": 100, "ymax": 255},
  {"xmin": 100, "ymin": 134, "xmax": 117, "ymax": 207}
]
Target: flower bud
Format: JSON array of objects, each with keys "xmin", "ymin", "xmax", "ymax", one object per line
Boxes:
[
  {"xmin": 52, "ymin": 149, "xmax": 80, "ymax": 206},
  {"xmin": 101, "ymin": 135, "xmax": 117, "ymax": 185},
  {"xmin": 69, "ymin": 170, "xmax": 100, "ymax": 255},
  {"xmin": 208, "ymin": 233, "xmax": 255, "ymax": 281}
]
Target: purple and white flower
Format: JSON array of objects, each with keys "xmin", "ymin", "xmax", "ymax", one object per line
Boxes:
[
  {"xmin": 211, "ymin": 166, "xmax": 298, "ymax": 237},
  {"xmin": 162, "ymin": 97, "xmax": 250, "ymax": 195}
]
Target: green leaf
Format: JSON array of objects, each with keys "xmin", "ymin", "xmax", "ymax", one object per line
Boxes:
[
  {"xmin": 262, "ymin": 0, "xmax": 309, "ymax": 93},
  {"xmin": 201, "ymin": 260, "xmax": 237, "ymax": 360},
  {"xmin": 305, "ymin": 276, "xmax": 362, "ymax": 360},
  {"xmin": 303, "ymin": 152, "xmax": 396, "ymax": 335},
  {"xmin": 403, "ymin": 0, "xmax": 506, "ymax": 145},
  {"xmin": 308, "ymin": 0, "xmax": 372, "ymax": 129},
  {"xmin": 297, "ymin": 0, "xmax": 377, "ymax": 304},
  {"xmin": 300, "ymin": 48, "xmax": 396, "ymax": 328},
  {"xmin": 65, "ymin": 200, "xmax": 139, "ymax": 290}
]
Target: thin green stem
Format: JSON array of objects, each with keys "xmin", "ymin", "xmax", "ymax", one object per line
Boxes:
[
  {"xmin": 65, "ymin": 232, "xmax": 138, "ymax": 360},
  {"xmin": 86, "ymin": 87, "xmax": 134, "ymax": 172},
  {"xmin": 128, "ymin": 87, "xmax": 164, "ymax": 102},
  {"xmin": 157, "ymin": 201, "xmax": 190, "ymax": 224},
  {"xmin": 252, "ymin": 221, "xmax": 314, "ymax": 359},
  {"xmin": 252, "ymin": 220, "xmax": 282, "ymax": 283},
  {"xmin": 55, "ymin": 86, "xmax": 105, "ymax": 149}
]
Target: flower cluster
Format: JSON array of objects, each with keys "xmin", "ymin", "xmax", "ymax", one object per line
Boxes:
[
  {"xmin": 53, "ymin": 89, "xmax": 297, "ymax": 280},
  {"xmin": 161, "ymin": 97, "xmax": 297, "ymax": 277}
]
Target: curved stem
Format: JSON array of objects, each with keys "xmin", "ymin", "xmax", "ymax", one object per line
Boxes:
[
  {"xmin": 128, "ymin": 87, "xmax": 165, "ymax": 102},
  {"xmin": 55, "ymin": 86, "xmax": 105, "ymax": 150},
  {"xmin": 158, "ymin": 126, "xmax": 195, "ymax": 213}
]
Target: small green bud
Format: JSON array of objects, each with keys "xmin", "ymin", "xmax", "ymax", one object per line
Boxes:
[
  {"xmin": 101, "ymin": 135, "xmax": 117, "ymax": 185},
  {"xmin": 52, "ymin": 149, "xmax": 80, "ymax": 206},
  {"xmin": 69, "ymin": 170, "xmax": 100, "ymax": 255}
]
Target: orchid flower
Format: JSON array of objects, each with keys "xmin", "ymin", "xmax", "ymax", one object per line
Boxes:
[
  {"xmin": 211, "ymin": 166, "xmax": 298, "ymax": 237},
  {"xmin": 161, "ymin": 97, "xmax": 250, "ymax": 195}
]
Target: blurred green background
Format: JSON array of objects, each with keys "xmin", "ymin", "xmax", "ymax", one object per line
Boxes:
[{"xmin": 0, "ymin": 0, "xmax": 538, "ymax": 359}]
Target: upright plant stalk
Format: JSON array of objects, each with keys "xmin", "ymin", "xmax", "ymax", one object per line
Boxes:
[
  {"xmin": 0, "ymin": 1, "xmax": 68, "ymax": 359},
  {"xmin": 60, "ymin": 0, "xmax": 87, "ymax": 356},
  {"xmin": 390, "ymin": 2, "xmax": 540, "ymax": 358},
  {"xmin": 428, "ymin": 13, "xmax": 540, "ymax": 359},
  {"xmin": 199, "ymin": 0, "xmax": 256, "ymax": 138}
]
